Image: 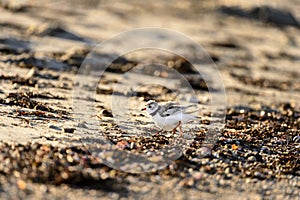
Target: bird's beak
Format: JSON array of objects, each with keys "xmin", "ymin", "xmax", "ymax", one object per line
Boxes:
[{"xmin": 141, "ymin": 108, "xmax": 146, "ymax": 111}]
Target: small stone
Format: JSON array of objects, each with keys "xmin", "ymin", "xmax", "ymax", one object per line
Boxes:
[
  {"xmin": 245, "ymin": 178, "xmax": 251, "ymax": 183},
  {"xmin": 61, "ymin": 172, "xmax": 69, "ymax": 179},
  {"xmin": 254, "ymin": 171, "xmax": 265, "ymax": 179},
  {"xmin": 101, "ymin": 109, "xmax": 113, "ymax": 117},
  {"xmin": 17, "ymin": 180, "xmax": 26, "ymax": 190},
  {"xmin": 192, "ymin": 172, "xmax": 203, "ymax": 180},
  {"xmin": 261, "ymin": 146, "xmax": 270, "ymax": 153},
  {"xmin": 231, "ymin": 144, "xmax": 239, "ymax": 150},
  {"xmin": 224, "ymin": 167, "xmax": 231, "ymax": 174},
  {"xmin": 148, "ymin": 155, "xmax": 163, "ymax": 162},
  {"xmin": 66, "ymin": 155, "xmax": 74, "ymax": 162},
  {"xmin": 247, "ymin": 156, "xmax": 257, "ymax": 162},
  {"xmin": 63, "ymin": 127, "xmax": 75, "ymax": 133},
  {"xmin": 39, "ymin": 185, "xmax": 48, "ymax": 193},
  {"xmin": 293, "ymin": 136, "xmax": 300, "ymax": 143},
  {"xmin": 115, "ymin": 141, "xmax": 130, "ymax": 150},
  {"xmin": 25, "ymin": 67, "xmax": 37, "ymax": 79},
  {"xmin": 49, "ymin": 124, "xmax": 62, "ymax": 131},
  {"xmin": 77, "ymin": 122, "xmax": 88, "ymax": 128},
  {"xmin": 13, "ymin": 170, "xmax": 21, "ymax": 178},
  {"xmin": 197, "ymin": 146, "xmax": 212, "ymax": 157},
  {"xmin": 12, "ymin": 83, "xmax": 19, "ymax": 89}
]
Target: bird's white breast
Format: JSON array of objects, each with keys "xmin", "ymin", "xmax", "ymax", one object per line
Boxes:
[{"xmin": 152, "ymin": 113, "xmax": 182, "ymax": 131}]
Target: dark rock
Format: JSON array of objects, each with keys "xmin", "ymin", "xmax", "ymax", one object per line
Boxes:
[
  {"xmin": 63, "ymin": 127, "xmax": 76, "ymax": 133},
  {"xmin": 167, "ymin": 56, "xmax": 198, "ymax": 74},
  {"xmin": 219, "ymin": 6, "xmax": 300, "ymax": 28},
  {"xmin": 106, "ymin": 57, "xmax": 138, "ymax": 73},
  {"xmin": 0, "ymin": 37, "xmax": 31, "ymax": 54},
  {"xmin": 101, "ymin": 109, "xmax": 113, "ymax": 117},
  {"xmin": 0, "ymin": 92, "xmax": 68, "ymax": 116},
  {"xmin": 60, "ymin": 48, "xmax": 90, "ymax": 67},
  {"xmin": 179, "ymin": 75, "xmax": 216, "ymax": 91},
  {"xmin": 49, "ymin": 125, "xmax": 62, "ymax": 131},
  {"xmin": 28, "ymin": 23, "xmax": 90, "ymax": 43},
  {"xmin": 0, "ymin": 1, "xmax": 28, "ymax": 12},
  {"xmin": 2, "ymin": 53, "xmax": 69, "ymax": 71},
  {"xmin": 211, "ymin": 41, "xmax": 241, "ymax": 49},
  {"xmin": 251, "ymin": 6, "xmax": 300, "ymax": 27}
]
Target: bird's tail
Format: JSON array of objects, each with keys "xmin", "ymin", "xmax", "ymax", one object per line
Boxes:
[
  {"xmin": 183, "ymin": 104, "xmax": 201, "ymax": 120},
  {"xmin": 184, "ymin": 104, "xmax": 198, "ymax": 114}
]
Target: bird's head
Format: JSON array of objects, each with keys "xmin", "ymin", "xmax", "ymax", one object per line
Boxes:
[{"xmin": 141, "ymin": 100, "xmax": 159, "ymax": 114}]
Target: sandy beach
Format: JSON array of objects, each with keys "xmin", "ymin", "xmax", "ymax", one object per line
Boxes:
[{"xmin": 0, "ymin": 0, "xmax": 299, "ymax": 199}]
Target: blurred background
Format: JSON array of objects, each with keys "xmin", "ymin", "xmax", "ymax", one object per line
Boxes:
[{"xmin": 1, "ymin": 0, "xmax": 299, "ymax": 106}]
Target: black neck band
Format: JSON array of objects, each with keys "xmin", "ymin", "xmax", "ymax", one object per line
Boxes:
[{"xmin": 149, "ymin": 106, "xmax": 161, "ymax": 116}]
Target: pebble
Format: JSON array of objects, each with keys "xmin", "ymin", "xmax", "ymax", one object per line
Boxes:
[
  {"xmin": 192, "ymin": 172, "xmax": 203, "ymax": 180},
  {"xmin": 101, "ymin": 109, "xmax": 113, "ymax": 117},
  {"xmin": 77, "ymin": 122, "xmax": 88, "ymax": 128},
  {"xmin": 25, "ymin": 67, "xmax": 37, "ymax": 79},
  {"xmin": 17, "ymin": 180, "xmax": 26, "ymax": 190},
  {"xmin": 63, "ymin": 127, "xmax": 75, "ymax": 133},
  {"xmin": 0, "ymin": 102, "xmax": 298, "ymax": 199},
  {"xmin": 48, "ymin": 124, "xmax": 62, "ymax": 131},
  {"xmin": 224, "ymin": 167, "xmax": 231, "ymax": 174},
  {"xmin": 261, "ymin": 146, "xmax": 270, "ymax": 153},
  {"xmin": 39, "ymin": 185, "xmax": 48, "ymax": 193},
  {"xmin": 293, "ymin": 135, "xmax": 300, "ymax": 143},
  {"xmin": 197, "ymin": 146, "xmax": 212, "ymax": 157},
  {"xmin": 247, "ymin": 156, "xmax": 257, "ymax": 162},
  {"xmin": 254, "ymin": 171, "xmax": 265, "ymax": 179}
]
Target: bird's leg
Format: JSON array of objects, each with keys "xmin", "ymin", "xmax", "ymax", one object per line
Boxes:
[
  {"xmin": 179, "ymin": 124, "xmax": 183, "ymax": 136},
  {"xmin": 172, "ymin": 129, "xmax": 176, "ymax": 134},
  {"xmin": 172, "ymin": 121, "xmax": 182, "ymax": 135}
]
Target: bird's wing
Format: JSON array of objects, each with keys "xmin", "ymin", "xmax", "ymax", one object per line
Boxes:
[
  {"xmin": 160, "ymin": 101, "xmax": 197, "ymax": 117},
  {"xmin": 159, "ymin": 102, "xmax": 178, "ymax": 117}
]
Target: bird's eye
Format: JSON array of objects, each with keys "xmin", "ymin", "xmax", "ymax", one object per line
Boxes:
[{"xmin": 149, "ymin": 105, "xmax": 152, "ymax": 109}]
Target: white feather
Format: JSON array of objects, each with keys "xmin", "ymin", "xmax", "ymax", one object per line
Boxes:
[{"xmin": 144, "ymin": 100, "xmax": 197, "ymax": 131}]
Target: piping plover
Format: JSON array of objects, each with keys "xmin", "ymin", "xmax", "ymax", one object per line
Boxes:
[{"xmin": 142, "ymin": 100, "xmax": 197, "ymax": 135}]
